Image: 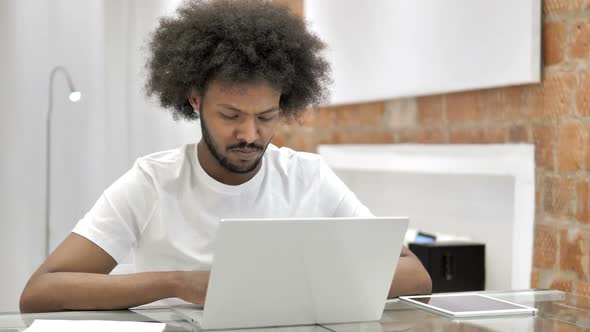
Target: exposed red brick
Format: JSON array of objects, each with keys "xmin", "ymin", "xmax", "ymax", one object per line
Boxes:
[
  {"xmin": 449, "ymin": 128, "xmax": 485, "ymax": 144},
  {"xmin": 288, "ymin": 129, "xmax": 320, "ymax": 152},
  {"xmin": 543, "ymin": 0, "xmax": 590, "ymax": 16},
  {"xmin": 332, "ymin": 105, "xmax": 353, "ymax": 127},
  {"xmin": 544, "ymin": 22, "xmax": 566, "ymax": 66},
  {"xmin": 573, "ymin": 0, "xmax": 590, "ymax": 12},
  {"xmin": 570, "ymin": 17, "xmax": 590, "ymax": 60},
  {"xmin": 577, "ymin": 280, "xmax": 590, "ymax": 297},
  {"xmin": 298, "ymin": 108, "xmax": 334, "ymax": 128},
  {"xmin": 533, "ymin": 224, "xmax": 559, "ymax": 268},
  {"xmin": 576, "ymin": 70, "xmax": 590, "ymax": 116},
  {"xmin": 446, "ymin": 91, "xmax": 483, "ymax": 123},
  {"xmin": 577, "ymin": 181, "xmax": 590, "ymax": 224},
  {"xmin": 560, "ymin": 230, "xmax": 587, "ymax": 277},
  {"xmin": 508, "ymin": 125, "xmax": 529, "ymax": 143},
  {"xmin": 533, "ymin": 125, "xmax": 555, "ymax": 170},
  {"xmin": 384, "ymin": 99, "xmax": 417, "ymax": 129},
  {"xmin": 272, "ymin": 0, "xmax": 303, "ymax": 17},
  {"xmin": 582, "ymin": 0, "xmax": 590, "ymax": 11},
  {"xmin": 479, "ymin": 89, "xmax": 504, "ymax": 123},
  {"xmin": 334, "ymin": 102, "xmax": 385, "ymax": 127},
  {"xmin": 295, "ymin": 110, "xmax": 312, "ymax": 127},
  {"xmin": 357, "ymin": 102, "xmax": 386, "ymax": 118},
  {"xmin": 526, "ymin": 74, "xmax": 575, "ymax": 120},
  {"xmin": 549, "ymin": 278, "xmax": 573, "ymax": 293},
  {"xmin": 557, "ymin": 121, "xmax": 585, "ymax": 171},
  {"xmin": 531, "ymin": 268, "xmax": 541, "ymax": 288},
  {"xmin": 330, "ymin": 129, "xmax": 394, "ymax": 145},
  {"xmin": 417, "ymin": 95, "xmax": 445, "ymax": 126},
  {"xmin": 543, "ymin": 175, "xmax": 575, "ymax": 218},
  {"xmin": 480, "ymin": 86, "xmax": 526, "ymax": 123},
  {"xmin": 576, "ymin": 280, "xmax": 590, "ymax": 308},
  {"xmin": 543, "ymin": 0, "xmax": 568, "ymax": 16},
  {"xmin": 316, "ymin": 109, "xmax": 335, "ymax": 128},
  {"xmin": 272, "ymin": 133, "xmax": 287, "ymax": 147},
  {"xmin": 492, "ymin": 85, "xmax": 529, "ymax": 122},
  {"xmin": 553, "ymin": 322, "xmax": 583, "ymax": 332},
  {"xmin": 398, "ymin": 129, "xmax": 446, "ymax": 144},
  {"xmin": 483, "ymin": 128, "xmax": 506, "ymax": 143}
]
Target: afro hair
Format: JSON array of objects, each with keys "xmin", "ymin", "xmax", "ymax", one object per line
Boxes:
[{"xmin": 144, "ymin": 0, "xmax": 331, "ymax": 121}]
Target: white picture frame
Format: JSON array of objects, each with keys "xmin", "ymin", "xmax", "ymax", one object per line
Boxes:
[{"xmin": 304, "ymin": 0, "xmax": 542, "ymax": 106}]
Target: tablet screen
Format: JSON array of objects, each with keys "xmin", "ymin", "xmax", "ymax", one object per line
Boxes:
[{"xmin": 415, "ymin": 294, "xmax": 533, "ymax": 313}]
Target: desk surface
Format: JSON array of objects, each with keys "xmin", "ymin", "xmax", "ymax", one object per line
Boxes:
[{"xmin": 1, "ymin": 290, "xmax": 588, "ymax": 331}]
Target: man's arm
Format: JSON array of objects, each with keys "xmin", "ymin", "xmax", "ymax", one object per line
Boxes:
[
  {"xmin": 388, "ymin": 245, "xmax": 432, "ymax": 298},
  {"xmin": 19, "ymin": 233, "xmax": 208, "ymax": 313}
]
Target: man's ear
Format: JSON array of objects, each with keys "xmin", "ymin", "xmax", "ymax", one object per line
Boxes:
[{"xmin": 188, "ymin": 88, "xmax": 201, "ymax": 112}]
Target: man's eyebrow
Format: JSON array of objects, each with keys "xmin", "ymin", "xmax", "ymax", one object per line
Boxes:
[{"xmin": 218, "ymin": 104, "xmax": 280, "ymax": 115}]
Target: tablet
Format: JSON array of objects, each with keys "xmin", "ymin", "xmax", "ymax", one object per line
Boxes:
[{"xmin": 399, "ymin": 294, "xmax": 538, "ymax": 318}]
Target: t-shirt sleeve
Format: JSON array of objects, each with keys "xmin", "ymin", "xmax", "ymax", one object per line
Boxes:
[
  {"xmin": 72, "ymin": 159, "xmax": 158, "ymax": 263},
  {"xmin": 319, "ymin": 158, "xmax": 374, "ymax": 218}
]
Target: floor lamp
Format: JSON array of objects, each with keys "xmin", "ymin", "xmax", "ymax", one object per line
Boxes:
[{"xmin": 46, "ymin": 66, "xmax": 82, "ymax": 257}]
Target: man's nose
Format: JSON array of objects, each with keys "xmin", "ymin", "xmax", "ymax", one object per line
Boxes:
[{"xmin": 235, "ymin": 117, "xmax": 259, "ymax": 144}]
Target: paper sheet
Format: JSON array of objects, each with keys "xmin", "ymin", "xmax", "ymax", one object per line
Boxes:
[{"xmin": 24, "ymin": 319, "xmax": 166, "ymax": 332}]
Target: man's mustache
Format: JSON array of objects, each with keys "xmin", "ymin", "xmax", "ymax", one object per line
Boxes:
[{"xmin": 227, "ymin": 142, "xmax": 263, "ymax": 151}]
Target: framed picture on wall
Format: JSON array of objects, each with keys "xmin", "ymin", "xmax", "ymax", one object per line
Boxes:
[{"xmin": 304, "ymin": 0, "xmax": 541, "ymax": 106}]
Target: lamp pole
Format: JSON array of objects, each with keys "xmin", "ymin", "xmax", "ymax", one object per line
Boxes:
[{"xmin": 46, "ymin": 66, "xmax": 81, "ymax": 257}]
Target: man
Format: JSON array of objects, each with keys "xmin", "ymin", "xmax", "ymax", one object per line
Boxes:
[{"xmin": 20, "ymin": 0, "xmax": 431, "ymax": 313}]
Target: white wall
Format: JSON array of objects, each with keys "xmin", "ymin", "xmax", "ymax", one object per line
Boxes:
[
  {"xmin": 0, "ymin": 0, "xmax": 50, "ymax": 313},
  {"xmin": 0, "ymin": 0, "xmax": 199, "ymax": 312},
  {"xmin": 48, "ymin": 0, "xmax": 110, "ymax": 254}
]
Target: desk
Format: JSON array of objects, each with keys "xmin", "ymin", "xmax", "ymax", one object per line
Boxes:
[{"xmin": 1, "ymin": 290, "xmax": 589, "ymax": 331}]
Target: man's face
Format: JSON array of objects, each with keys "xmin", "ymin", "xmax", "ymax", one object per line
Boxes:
[{"xmin": 194, "ymin": 80, "xmax": 281, "ymax": 174}]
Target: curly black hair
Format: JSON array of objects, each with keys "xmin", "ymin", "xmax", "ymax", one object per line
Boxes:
[{"xmin": 144, "ymin": 0, "xmax": 331, "ymax": 121}]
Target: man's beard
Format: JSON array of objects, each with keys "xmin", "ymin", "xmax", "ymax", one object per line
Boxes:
[{"xmin": 200, "ymin": 113, "xmax": 271, "ymax": 174}]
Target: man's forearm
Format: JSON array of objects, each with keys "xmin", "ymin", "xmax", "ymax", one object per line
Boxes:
[
  {"xmin": 19, "ymin": 271, "xmax": 182, "ymax": 313},
  {"xmin": 388, "ymin": 247, "xmax": 432, "ymax": 298}
]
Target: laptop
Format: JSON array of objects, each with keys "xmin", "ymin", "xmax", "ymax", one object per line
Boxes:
[{"xmin": 173, "ymin": 217, "xmax": 409, "ymax": 330}]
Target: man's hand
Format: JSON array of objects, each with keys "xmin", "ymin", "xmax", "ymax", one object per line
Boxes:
[
  {"xmin": 20, "ymin": 234, "xmax": 212, "ymax": 313},
  {"xmin": 389, "ymin": 246, "xmax": 432, "ymax": 297},
  {"xmin": 174, "ymin": 271, "xmax": 210, "ymax": 305}
]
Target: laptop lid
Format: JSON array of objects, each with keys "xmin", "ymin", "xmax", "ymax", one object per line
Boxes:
[{"xmin": 201, "ymin": 217, "xmax": 409, "ymax": 330}]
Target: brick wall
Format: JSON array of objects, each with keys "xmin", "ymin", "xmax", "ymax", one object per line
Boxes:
[{"xmin": 274, "ymin": 0, "xmax": 590, "ymax": 295}]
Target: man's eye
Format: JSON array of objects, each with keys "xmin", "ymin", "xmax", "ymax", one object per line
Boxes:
[
  {"xmin": 258, "ymin": 116, "xmax": 276, "ymax": 122},
  {"xmin": 221, "ymin": 113, "xmax": 238, "ymax": 120}
]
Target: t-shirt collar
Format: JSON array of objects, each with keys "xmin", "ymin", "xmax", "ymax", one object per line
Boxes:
[{"xmin": 190, "ymin": 143, "xmax": 265, "ymax": 195}]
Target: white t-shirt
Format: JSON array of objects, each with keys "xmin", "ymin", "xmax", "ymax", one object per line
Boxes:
[{"xmin": 73, "ymin": 143, "xmax": 372, "ymax": 273}]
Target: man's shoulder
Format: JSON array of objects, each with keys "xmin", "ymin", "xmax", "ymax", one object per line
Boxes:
[
  {"xmin": 139, "ymin": 145, "xmax": 189, "ymax": 163},
  {"xmin": 265, "ymin": 144, "xmax": 325, "ymax": 176},
  {"xmin": 134, "ymin": 144, "xmax": 192, "ymax": 178},
  {"xmin": 266, "ymin": 144, "xmax": 322, "ymax": 162}
]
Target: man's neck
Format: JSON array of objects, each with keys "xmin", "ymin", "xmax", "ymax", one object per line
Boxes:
[{"xmin": 196, "ymin": 141, "xmax": 261, "ymax": 186}]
